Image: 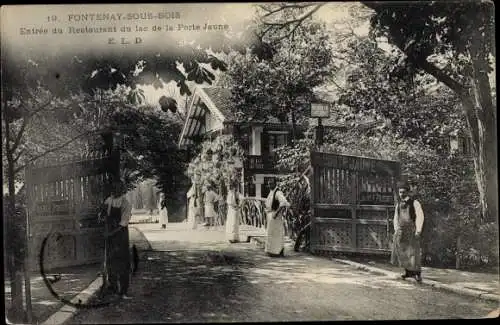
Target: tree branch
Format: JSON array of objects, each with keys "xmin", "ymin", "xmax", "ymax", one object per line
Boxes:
[
  {"xmin": 260, "ymin": 3, "xmax": 325, "ymax": 40},
  {"xmin": 14, "ymin": 129, "xmax": 102, "ymax": 174},
  {"xmin": 412, "ymin": 56, "xmax": 469, "ymax": 98},
  {"xmin": 20, "ymin": 97, "xmax": 54, "ymax": 120},
  {"xmin": 9, "ymin": 118, "xmax": 28, "ymax": 153},
  {"xmin": 258, "ymin": 3, "xmax": 320, "ymax": 18},
  {"xmin": 13, "ymin": 148, "xmax": 26, "ymax": 164},
  {"xmin": 330, "ymin": 78, "xmax": 347, "ymax": 92},
  {"xmin": 359, "ymin": 2, "xmax": 469, "ymax": 99}
]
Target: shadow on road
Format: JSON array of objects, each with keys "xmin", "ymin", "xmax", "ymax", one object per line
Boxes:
[
  {"xmin": 74, "ymin": 249, "xmax": 262, "ymax": 323},
  {"xmin": 70, "ymin": 227, "xmax": 499, "ymax": 323}
]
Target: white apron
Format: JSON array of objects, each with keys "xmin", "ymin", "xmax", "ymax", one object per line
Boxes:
[
  {"xmin": 205, "ymin": 204, "xmax": 216, "ymax": 219},
  {"xmin": 225, "ymin": 191, "xmax": 240, "ymax": 242},
  {"xmin": 158, "ymin": 200, "xmax": 168, "ymax": 225},
  {"xmin": 204, "ymin": 190, "xmax": 218, "ymax": 220},
  {"xmin": 187, "ymin": 194, "xmax": 198, "ymax": 229},
  {"xmin": 265, "ymin": 211, "xmax": 285, "ymax": 254},
  {"xmin": 265, "ymin": 189, "xmax": 285, "ymax": 255}
]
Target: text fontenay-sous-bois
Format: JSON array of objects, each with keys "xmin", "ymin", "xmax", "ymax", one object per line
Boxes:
[{"xmin": 61, "ymin": 12, "xmax": 181, "ymax": 22}]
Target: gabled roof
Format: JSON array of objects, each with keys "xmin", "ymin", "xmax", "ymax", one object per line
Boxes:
[
  {"xmin": 178, "ymin": 86, "xmax": 384, "ymax": 147},
  {"xmin": 202, "ymin": 87, "xmax": 237, "ymax": 121},
  {"xmin": 200, "ymin": 87, "xmax": 347, "ymax": 127}
]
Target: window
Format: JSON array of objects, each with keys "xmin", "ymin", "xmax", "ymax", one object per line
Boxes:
[
  {"xmin": 268, "ymin": 132, "xmax": 288, "ymax": 156},
  {"xmin": 457, "ymin": 136, "xmax": 473, "ymax": 156},
  {"xmin": 239, "ymin": 131, "xmax": 250, "ymax": 154}
]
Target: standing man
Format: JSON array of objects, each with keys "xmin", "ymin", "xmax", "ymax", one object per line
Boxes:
[
  {"xmin": 104, "ymin": 180, "xmax": 133, "ymax": 299},
  {"xmin": 392, "ymin": 181, "xmax": 425, "ymax": 282},
  {"xmin": 264, "ymin": 178, "xmax": 290, "ymax": 257}
]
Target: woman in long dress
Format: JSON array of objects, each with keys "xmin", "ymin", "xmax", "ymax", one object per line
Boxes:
[
  {"xmin": 203, "ymin": 184, "xmax": 220, "ymax": 228},
  {"xmin": 225, "ymin": 181, "xmax": 242, "ymax": 243},
  {"xmin": 186, "ymin": 183, "xmax": 198, "ymax": 229},
  {"xmin": 264, "ymin": 179, "xmax": 290, "ymax": 257},
  {"xmin": 158, "ymin": 193, "xmax": 168, "ymax": 229}
]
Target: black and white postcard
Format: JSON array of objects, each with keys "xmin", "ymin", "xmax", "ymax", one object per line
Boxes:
[{"xmin": 2, "ymin": 2, "xmax": 498, "ymax": 323}]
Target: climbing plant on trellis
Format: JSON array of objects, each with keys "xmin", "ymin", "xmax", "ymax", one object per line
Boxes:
[{"xmin": 186, "ymin": 135, "xmax": 245, "ymax": 225}]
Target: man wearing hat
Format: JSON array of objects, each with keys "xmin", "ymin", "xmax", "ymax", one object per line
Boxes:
[
  {"xmin": 392, "ymin": 180, "xmax": 425, "ymax": 282},
  {"xmin": 103, "ymin": 180, "xmax": 133, "ymax": 299}
]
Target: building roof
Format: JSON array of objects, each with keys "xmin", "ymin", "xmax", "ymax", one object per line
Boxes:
[
  {"xmin": 201, "ymin": 87, "xmax": 351, "ymax": 127},
  {"xmin": 202, "ymin": 87, "xmax": 237, "ymax": 121},
  {"xmin": 178, "ymin": 86, "xmax": 383, "ymax": 147}
]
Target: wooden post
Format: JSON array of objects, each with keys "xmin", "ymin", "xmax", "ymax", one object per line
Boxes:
[
  {"xmin": 309, "ymin": 151, "xmax": 316, "ymax": 253},
  {"xmin": 100, "ymin": 131, "xmax": 119, "ymax": 292},
  {"xmin": 315, "ymin": 118, "xmax": 324, "ymax": 148},
  {"xmin": 24, "ymin": 166, "xmax": 33, "ymax": 323}
]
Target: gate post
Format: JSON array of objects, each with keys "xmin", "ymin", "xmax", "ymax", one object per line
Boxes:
[
  {"xmin": 309, "ymin": 151, "xmax": 316, "ymax": 254},
  {"xmin": 102, "ymin": 131, "xmax": 120, "ymax": 193},
  {"xmin": 101, "ymin": 131, "xmax": 120, "ymax": 293}
]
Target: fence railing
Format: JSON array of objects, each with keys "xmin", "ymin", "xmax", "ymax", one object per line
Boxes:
[
  {"xmin": 216, "ymin": 200, "xmax": 227, "ymax": 227},
  {"xmin": 244, "ymin": 155, "xmax": 276, "ymax": 171},
  {"xmin": 240, "ymin": 197, "xmax": 267, "ymax": 229},
  {"xmin": 239, "ymin": 196, "xmax": 295, "ymax": 237}
]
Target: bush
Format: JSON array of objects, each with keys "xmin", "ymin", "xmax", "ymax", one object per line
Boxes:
[
  {"xmin": 401, "ymin": 151, "xmax": 498, "ymax": 269},
  {"xmin": 274, "ymin": 127, "xmax": 498, "ymax": 269}
]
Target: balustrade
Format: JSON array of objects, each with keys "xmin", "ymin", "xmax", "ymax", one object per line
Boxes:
[
  {"xmin": 244, "ymin": 155, "xmax": 276, "ymax": 171},
  {"xmin": 239, "ymin": 197, "xmax": 296, "ymax": 237}
]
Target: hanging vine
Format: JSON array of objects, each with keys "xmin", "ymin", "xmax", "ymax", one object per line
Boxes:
[{"xmin": 186, "ymin": 134, "xmax": 246, "ymax": 197}]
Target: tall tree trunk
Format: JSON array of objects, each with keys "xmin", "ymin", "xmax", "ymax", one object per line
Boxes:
[
  {"xmin": 4, "ymin": 116, "xmax": 25, "ymax": 322},
  {"xmin": 470, "ymin": 115, "xmax": 498, "ymax": 223},
  {"xmin": 467, "ymin": 43, "xmax": 498, "ymax": 223},
  {"xmin": 461, "ymin": 96, "xmax": 497, "ymax": 224}
]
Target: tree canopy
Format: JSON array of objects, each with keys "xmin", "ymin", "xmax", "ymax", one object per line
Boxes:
[
  {"xmin": 363, "ymin": 0, "xmax": 497, "ymax": 222},
  {"xmin": 227, "ymin": 6, "xmax": 335, "ymax": 134},
  {"xmin": 251, "ymin": 0, "xmax": 497, "ymax": 222}
]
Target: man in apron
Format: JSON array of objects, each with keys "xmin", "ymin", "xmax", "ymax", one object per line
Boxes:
[
  {"xmin": 264, "ymin": 178, "xmax": 290, "ymax": 257},
  {"xmin": 104, "ymin": 181, "xmax": 133, "ymax": 299},
  {"xmin": 391, "ymin": 181, "xmax": 425, "ymax": 282}
]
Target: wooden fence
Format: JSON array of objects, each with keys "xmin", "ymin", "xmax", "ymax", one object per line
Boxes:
[
  {"xmin": 240, "ymin": 197, "xmax": 267, "ymax": 230},
  {"xmin": 239, "ymin": 197, "xmax": 295, "ymax": 237},
  {"xmin": 25, "ymin": 149, "xmax": 119, "ymax": 271},
  {"xmin": 310, "ymin": 151, "xmax": 400, "ymax": 255}
]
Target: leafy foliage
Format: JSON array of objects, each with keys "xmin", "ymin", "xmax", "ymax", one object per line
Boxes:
[
  {"xmin": 365, "ymin": 1, "xmax": 495, "ymax": 85},
  {"xmin": 186, "ymin": 135, "xmax": 245, "ymax": 194},
  {"xmin": 250, "ymin": 1, "xmax": 497, "ymax": 265},
  {"xmin": 1, "ymin": 29, "xmax": 251, "ymax": 209},
  {"xmin": 273, "ymin": 123, "xmax": 496, "ymax": 267},
  {"xmin": 227, "ymin": 18, "xmax": 335, "ymax": 128},
  {"xmin": 337, "ymin": 36, "xmax": 465, "ymax": 151},
  {"xmin": 364, "ymin": 0, "xmax": 497, "ymax": 223},
  {"xmin": 1, "ymin": 16, "xmax": 262, "ymax": 318},
  {"xmin": 103, "ymin": 101, "xmax": 188, "ymax": 209}
]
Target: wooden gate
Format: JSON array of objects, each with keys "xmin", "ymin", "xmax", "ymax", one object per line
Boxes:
[
  {"xmin": 310, "ymin": 151, "xmax": 400, "ymax": 255},
  {"xmin": 25, "ymin": 149, "xmax": 119, "ymax": 271}
]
